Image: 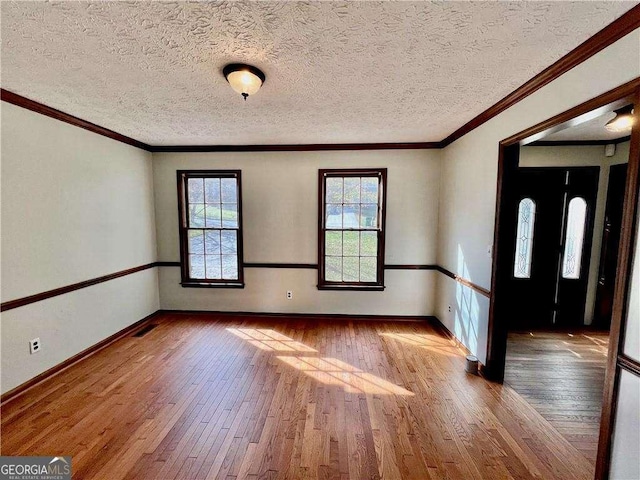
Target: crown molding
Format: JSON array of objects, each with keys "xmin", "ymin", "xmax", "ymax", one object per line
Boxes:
[
  {"xmin": 0, "ymin": 89, "xmax": 152, "ymax": 151},
  {"xmin": 150, "ymin": 142, "xmax": 443, "ymax": 152},
  {"xmin": 439, "ymin": 4, "xmax": 640, "ymax": 148},
  {"xmin": 2, "ymin": 5, "xmax": 638, "ymax": 152}
]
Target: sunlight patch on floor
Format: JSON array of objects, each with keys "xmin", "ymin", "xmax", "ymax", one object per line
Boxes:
[
  {"xmin": 379, "ymin": 332, "xmax": 461, "ymax": 357},
  {"xmin": 227, "ymin": 327, "xmax": 412, "ymax": 395},
  {"xmin": 277, "ymin": 356, "xmax": 414, "ymax": 396},
  {"xmin": 227, "ymin": 328, "xmax": 317, "ymax": 352}
]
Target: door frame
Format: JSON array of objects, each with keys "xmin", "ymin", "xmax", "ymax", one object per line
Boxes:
[
  {"xmin": 594, "ymin": 163, "xmax": 629, "ymax": 329},
  {"xmin": 485, "ymin": 77, "xmax": 640, "ymax": 480}
]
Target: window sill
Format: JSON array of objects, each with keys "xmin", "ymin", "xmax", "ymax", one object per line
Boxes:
[
  {"xmin": 181, "ymin": 282, "xmax": 245, "ymax": 289},
  {"xmin": 317, "ymin": 284, "xmax": 385, "ymax": 291}
]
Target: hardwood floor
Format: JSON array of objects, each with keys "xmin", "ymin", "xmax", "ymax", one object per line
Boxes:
[
  {"xmin": 505, "ymin": 330, "xmax": 608, "ymax": 468},
  {"xmin": 1, "ymin": 313, "xmax": 595, "ymax": 480}
]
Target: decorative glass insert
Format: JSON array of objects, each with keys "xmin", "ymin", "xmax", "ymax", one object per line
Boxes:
[
  {"xmin": 320, "ymin": 170, "xmax": 385, "ymax": 287},
  {"xmin": 562, "ymin": 197, "xmax": 587, "ymax": 279},
  {"xmin": 514, "ymin": 198, "xmax": 536, "ymax": 279},
  {"xmin": 179, "ymin": 171, "xmax": 243, "ymax": 285}
]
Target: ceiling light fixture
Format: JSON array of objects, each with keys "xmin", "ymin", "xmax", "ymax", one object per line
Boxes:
[
  {"xmin": 605, "ymin": 105, "xmax": 635, "ymax": 132},
  {"xmin": 223, "ymin": 63, "xmax": 265, "ymax": 101}
]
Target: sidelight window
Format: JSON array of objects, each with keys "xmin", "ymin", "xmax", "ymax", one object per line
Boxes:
[
  {"xmin": 562, "ymin": 197, "xmax": 587, "ymax": 279},
  {"xmin": 514, "ymin": 198, "xmax": 536, "ymax": 279}
]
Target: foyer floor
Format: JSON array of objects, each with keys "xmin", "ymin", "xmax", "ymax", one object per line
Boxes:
[{"xmin": 505, "ymin": 330, "xmax": 609, "ymax": 468}]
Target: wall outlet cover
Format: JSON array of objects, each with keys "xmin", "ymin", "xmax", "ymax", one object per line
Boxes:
[{"xmin": 29, "ymin": 338, "xmax": 41, "ymax": 354}]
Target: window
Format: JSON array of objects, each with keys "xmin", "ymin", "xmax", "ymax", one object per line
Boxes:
[
  {"xmin": 513, "ymin": 198, "xmax": 536, "ymax": 279},
  {"xmin": 562, "ymin": 197, "xmax": 588, "ymax": 279},
  {"xmin": 318, "ymin": 169, "xmax": 387, "ymax": 290},
  {"xmin": 177, "ymin": 170, "xmax": 244, "ymax": 287}
]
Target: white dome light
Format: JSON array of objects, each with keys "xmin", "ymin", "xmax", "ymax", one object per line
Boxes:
[{"xmin": 223, "ymin": 64, "xmax": 266, "ymax": 101}]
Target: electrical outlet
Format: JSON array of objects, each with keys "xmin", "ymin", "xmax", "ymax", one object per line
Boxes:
[
  {"xmin": 29, "ymin": 338, "xmax": 41, "ymax": 354},
  {"xmin": 286, "ymin": 291, "xmax": 293, "ymax": 300},
  {"xmin": 448, "ymin": 305, "xmax": 452, "ymax": 313}
]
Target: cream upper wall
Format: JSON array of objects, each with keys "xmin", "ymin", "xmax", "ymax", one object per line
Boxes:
[
  {"xmin": 154, "ymin": 150, "xmax": 440, "ymax": 264},
  {"xmin": 435, "ymin": 29, "xmax": 640, "ymax": 362},
  {"xmin": 1, "ymin": 101, "xmax": 160, "ymax": 393},
  {"xmin": 519, "ymin": 142, "xmax": 630, "ymax": 325},
  {"xmin": 153, "ymin": 149, "xmax": 440, "ymax": 315},
  {"xmin": 1, "ymin": 102, "xmax": 158, "ymax": 301}
]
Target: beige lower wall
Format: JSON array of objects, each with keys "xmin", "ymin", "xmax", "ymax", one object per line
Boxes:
[
  {"xmin": 610, "ymin": 369, "xmax": 640, "ymax": 480},
  {"xmin": 1, "ymin": 267, "xmax": 159, "ymax": 394},
  {"xmin": 434, "ymin": 271, "xmax": 490, "ymax": 363},
  {"xmin": 159, "ymin": 267, "xmax": 435, "ymax": 316}
]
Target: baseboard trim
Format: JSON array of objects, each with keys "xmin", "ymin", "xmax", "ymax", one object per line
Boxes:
[
  {"xmin": 0, "ymin": 310, "xmax": 161, "ymax": 406},
  {"xmin": 429, "ymin": 316, "xmax": 486, "ymax": 376},
  {"xmin": 160, "ymin": 309, "xmax": 433, "ymax": 322}
]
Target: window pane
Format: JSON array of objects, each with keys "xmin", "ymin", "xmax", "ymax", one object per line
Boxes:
[
  {"xmin": 344, "ymin": 178, "xmax": 361, "ymax": 204},
  {"xmin": 205, "ymin": 230, "xmax": 221, "ymax": 255},
  {"xmin": 326, "ymin": 204, "xmax": 342, "ymax": 228},
  {"xmin": 325, "ymin": 231, "xmax": 342, "ymax": 256},
  {"xmin": 222, "ymin": 203, "xmax": 238, "ymax": 228},
  {"xmin": 189, "ymin": 204, "xmax": 205, "ymax": 228},
  {"xmin": 320, "ymin": 170, "xmax": 385, "ymax": 287},
  {"xmin": 188, "ymin": 230, "xmax": 204, "ymax": 255},
  {"xmin": 361, "ymin": 177, "xmax": 378, "ymax": 203},
  {"xmin": 221, "ymin": 178, "xmax": 237, "ymax": 203},
  {"xmin": 181, "ymin": 173, "xmax": 243, "ymax": 284},
  {"xmin": 221, "ymin": 230, "xmax": 237, "ymax": 254},
  {"xmin": 360, "ymin": 231, "xmax": 377, "ymax": 256},
  {"xmin": 325, "ymin": 257, "xmax": 342, "ymax": 282},
  {"xmin": 222, "ymin": 255, "xmax": 238, "ymax": 279},
  {"xmin": 188, "ymin": 178, "xmax": 204, "ymax": 203},
  {"xmin": 189, "ymin": 254, "xmax": 205, "ymax": 279},
  {"xmin": 343, "ymin": 231, "xmax": 359, "ymax": 256},
  {"xmin": 360, "ymin": 204, "xmax": 378, "ymax": 228},
  {"xmin": 343, "ymin": 205, "xmax": 359, "ymax": 228},
  {"xmin": 205, "ymin": 255, "xmax": 222, "ymax": 279},
  {"xmin": 205, "ymin": 204, "xmax": 221, "ymax": 228},
  {"xmin": 343, "ymin": 257, "xmax": 359, "ymax": 282},
  {"xmin": 326, "ymin": 178, "xmax": 343, "ymax": 203},
  {"xmin": 360, "ymin": 257, "xmax": 377, "ymax": 282},
  {"xmin": 513, "ymin": 198, "xmax": 536, "ymax": 279},
  {"xmin": 205, "ymin": 178, "xmax": 221, "ymax": 203},
  {"xmin": 562, "ymin": 197, "xmax": 588, "ymax": 279}
]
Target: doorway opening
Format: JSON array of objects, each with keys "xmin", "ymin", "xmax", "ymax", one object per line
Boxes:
[{"xmin": 486, "ymin": 81, "xmax": 639, "ymax": 480}]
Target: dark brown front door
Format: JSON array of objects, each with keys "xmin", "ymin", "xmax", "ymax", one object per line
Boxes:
[
  {"xmin": 593, "ymin": 163, "xmax": 628, "ymax": 329},
  {"xmin": 510, "ymin": 167, "xmax": 599, "ymax": 330}
]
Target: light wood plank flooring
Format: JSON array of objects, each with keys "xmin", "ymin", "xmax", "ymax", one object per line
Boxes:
[
  {"xmin": 505, "ymin": 330, "xmax": 608, "ymax": 468},
  {"xmin": 1, "ymin": 314, "xmax": 596, "ymax": 479}
]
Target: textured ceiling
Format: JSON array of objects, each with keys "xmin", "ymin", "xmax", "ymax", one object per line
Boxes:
[{"xmin": 1, "ymin": 1, "xmax": 637, "ymax": 145}]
